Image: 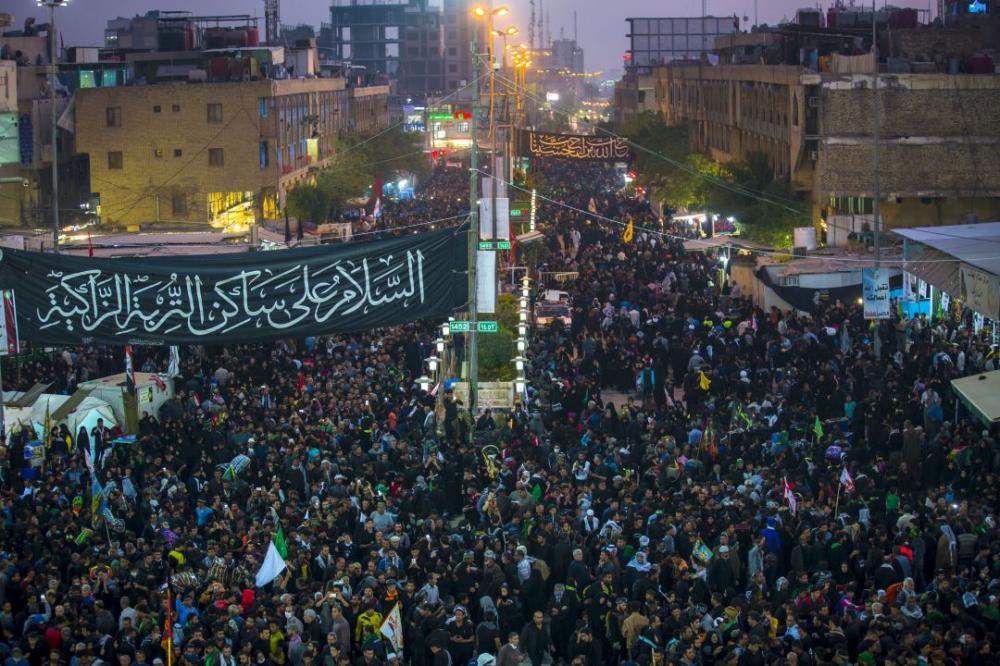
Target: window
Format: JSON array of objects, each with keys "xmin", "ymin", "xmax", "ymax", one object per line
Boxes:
[
  {"xmin": 171, "ymin": 104, "xmax": 180, "ymax": 112},
  {"xmin": 154, "ymin": 147, "xmax": 163, "ymax": 158},
  {"xmin": 258, "ymin": 98, "xmax": 269, "ymax": 118},
  {"xmin": 107, "ymin": 151, "xmax": 123, "ymax": 169},
  {"xmin": 448, "ymin": 47, "xmax": 457, "ymax": 57},
  {"xmin": 259, "ymin": 141, "xmax": 269, "ymax": 169},
  {"xmin": 153, "ymin": 105, "xmax": 161, "ymax": 113},
  {"xmin": 385, "ymin": 26, "xmax": 399, "ymax": 40},
  {"xmin": 106, "ymin": 106, "xmax": 121, "ymax": 127},
  {"xmin": 171, "ymin": 193, "xmax": 187, "ymax": 216},
  {"xmin": 449, "ymin": 63, "xmax": 458, "ymax": 73},
  {"xmin": 174, "ymin": 148, "xmax": 183, "ymax": 157},
  {"xmin": 208, "ymin": 148, "xmax": 224, "ymax": 167},
  {"xmin": 207, "ymin": 103, "xmax": 223, "ymax": 123}
]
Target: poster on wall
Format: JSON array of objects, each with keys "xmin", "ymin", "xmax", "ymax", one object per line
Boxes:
[
  {"xmin": 862, "ymin": 268, "xmax": 891, "ymax": 320},
  {"xmin": 959, "ymin": 263, "xmax": 1000, "ymax": 320},
  {"xmin": 518, "ymin": 130, "xmax": 632, "ymax": 161},
  {"xmin": 0, "ymin": 226, "xmax": 468, "ymax": 345}
]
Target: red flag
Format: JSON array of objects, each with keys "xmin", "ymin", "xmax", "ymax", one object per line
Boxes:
[
  {"xmin": 87, "ymin": 231, "xmax": 94, "ymax": 257},
  {"xmin": 509, "ymin": 220, "xmax": 518, "ymax": 264},
  {"xmin": 164, "ymin": 588, "xmax": 173, "ymax": 640},
  {"xmin": 782, "ymin": 477, "xmax": 797, "ymax": 515}
]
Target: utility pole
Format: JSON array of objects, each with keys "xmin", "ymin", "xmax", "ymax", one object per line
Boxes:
[
  {"xmin": 46, "ymin": 1, "xmax": 62, "ymax": 254},
  {"xmin": 872, "ymin": 0, "xmax": 882, "ymax": 358},
  {"xmin": 467, "ymin": 26, "xmax": 480, "ymax": 419}
]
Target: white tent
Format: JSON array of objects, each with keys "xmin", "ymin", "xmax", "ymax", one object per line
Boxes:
[
  {"xmin": 951, "ymin": 370, "xmax": 1000, "ymax": 425},
  {"xmin": 27, "ymin": 394, "xmax": 119, "ymax": 436}
]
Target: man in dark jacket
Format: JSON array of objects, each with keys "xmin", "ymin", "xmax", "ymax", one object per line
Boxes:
[{"xmin": 519, "ymin": 611, "xmax": 551, "ymax": 666}]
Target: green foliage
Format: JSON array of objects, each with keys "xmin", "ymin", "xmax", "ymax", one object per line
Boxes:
[
  {"xmin": 286, "ymin": 128, "xmax": 431, "ymax": 222},
  {"xmin": 479, "ymin": 294, "xmax": 520, "ymax": 381},
  {"xmin": 286, "ymin": 183, "xmax": 331, "ymax": 224},
  {"xmin": 478, "ymin": 332, "xmax": 516, "ymax": 381},
  {"xmin": 495, "ymin": 293, "xmax": 520, "ymax": 335},
  {"xmin": 615, "ymin": 112, "xmax": 809, "ymax": 248}
]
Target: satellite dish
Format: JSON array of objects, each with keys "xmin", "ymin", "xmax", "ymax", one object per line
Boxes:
[{"xmin": 0, "ymin": 13, "xmax": 15, "ymax": 28}]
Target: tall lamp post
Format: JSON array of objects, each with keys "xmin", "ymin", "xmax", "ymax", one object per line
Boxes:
[{"xmin": 38, "ymin": 0, "xmax": 69, "ymax": 254}]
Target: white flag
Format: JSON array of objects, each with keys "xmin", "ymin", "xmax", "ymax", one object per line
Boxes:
[
  {"xmin": 839, "ymin": 467, "xmax": 855, "ymax": 493},
  {"xmin": 167, "ymin": 346, "xmax": 181, "ymax": 378},
  {"xmin": 255, "ymin": 542, "xmax": 287, "ymax": 588},
  {"xmin": 379, "ymin": 603, "xmax": 404, "ymax": 652}
]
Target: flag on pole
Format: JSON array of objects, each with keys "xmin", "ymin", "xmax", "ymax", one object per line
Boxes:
[
  {"xmin": 782, "ymin": 477, "xmax": 797, "ymax": 515},
  {"xmin": 839, "ymin": 467, "xmax": 855, "ymax": 493},
  {"xmin": 813, "ymin": 415, "xmax": 824, "ymax": 440},
  {"xmin": 87, "ymin": 231, "xmax": 94, "ymax": 257},
  {"xmin": 42, "ymin": 397, "xmax": 52, "ymax": 447},
  {"xmin": 623, "ymin": 218, "xmax": 634, "ymax": 243},
  {"xmin": 274, "ymin": 524, "xmax": 288, "ymax": 559},
  {"xmin": 167, "ymin": 346, "xmax": 180, "ymax": 378},
  {"xmin": 124, "ymin": 345, "xmax": 136, "ymax": 395},
  {"xmin": 379, "ymin": 603, "xmax": 404, "ymax": 653},
  {"xmin": 255, "ymin": 541, "xmax": 287, "ymax": 588},
  {"xmin": 0, "ymin": 289, "xmax": 19, "ymax": 356},
  {"xmin": 698, "ymin": 370, "xmax": 711, "ymax": 391},
  {"xmin": 91, "ymin": 479, "xmax": 105, "ymax": 527}
]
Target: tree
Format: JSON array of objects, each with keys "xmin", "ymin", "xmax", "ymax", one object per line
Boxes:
[{"xmin": 286, "ymin": 183, "xmax": 330, "ymax": 224}]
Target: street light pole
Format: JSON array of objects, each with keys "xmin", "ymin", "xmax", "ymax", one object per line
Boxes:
[
  {"xmin": 872, "ymin": 0, "xmax": 882, "ymax": 359},
  {"xmin": 43, "ymin": 0, "xmax": 66, "ymax": 253},
  {"xmin": 467, "ymin": 24, "xmax": 481, "ymax": 419}
]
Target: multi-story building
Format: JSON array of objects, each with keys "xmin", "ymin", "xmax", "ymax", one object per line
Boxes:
[
  {"xmin": 648, "ymin": 15, "xmax": 1000, "ymax": 230},
  {"xmin": 442, "ymin": 0, "xmax": 488, "ymax": 92},
  {"xmin": 327, "ymin": 0, "xmax": 443, "ymax": 99},
  {"xmin": 550, "ymin": 38, "xmax": 584, "ymax": 73},
  {"xmin": 626, "ymin": 16, "xmax": 737, "ymax": 72},
  {"xmin": 75, "ymin": 76, "xmax": 389, "ymax": 229}
]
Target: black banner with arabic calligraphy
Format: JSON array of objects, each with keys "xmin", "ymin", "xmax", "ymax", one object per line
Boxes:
[
  {"xmin": 0, "ymin": 225, "xmax": 468, "ymax": 346},
  {"xmin": 518, "ymin": 130, "xmax": 632, "ymax": 162}
]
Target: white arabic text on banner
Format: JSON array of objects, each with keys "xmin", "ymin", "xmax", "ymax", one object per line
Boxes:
[
  {"xmin": 0, "ymin": 226, "xmax": 468, "ymax": 345},
  {"xmin": 862, "ymin": 268, "xmax": 891, "ymax": 320}
]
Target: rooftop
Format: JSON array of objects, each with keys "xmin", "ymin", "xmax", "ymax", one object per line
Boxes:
[{"xmin": 894, "ymin": 222, "xmax": 1000, "ymax": 277}]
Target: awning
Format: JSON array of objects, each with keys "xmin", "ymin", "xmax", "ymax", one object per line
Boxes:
[
  {"xmin": 951, "ymin": 370, "xmax": 1000, "ymax": 425},
  {"xmin": 903, "ymin": 247, "xmax": 961, "ymax": 298}
]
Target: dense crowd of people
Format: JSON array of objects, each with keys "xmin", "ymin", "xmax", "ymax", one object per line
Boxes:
[{"xmin": 1, "ymin": 158, "xmax": 1000, "ymax": 666}]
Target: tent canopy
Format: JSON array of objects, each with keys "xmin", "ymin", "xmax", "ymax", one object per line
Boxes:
[
  {"xmin": 951, "ymin": 370, "xmax": 1000, "ymax": 425},
  {"xmin": 27, "ymin": 393, "xmax": 119, "ymax": 435}
]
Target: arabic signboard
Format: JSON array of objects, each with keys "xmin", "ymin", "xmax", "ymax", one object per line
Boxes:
[
  {"xmin": 862, "ymin": 268, "xmax": 891, "ymax": 320},
  {"xmin": 0, "ymin": 226, "xmax": 468, "ymax": 345},
  {"xmin": 959, "ymin": 263, "xmax": 1000, "ymax": 320},
  {"xmin": 518, "ymin": 130, "xmax": 631, "ymax": 162},
  {"xmin": 452, "ymin": 381, "xmax": 514, "ymax": 411}
]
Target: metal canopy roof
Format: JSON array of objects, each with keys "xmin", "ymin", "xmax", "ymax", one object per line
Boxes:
[{"xmin": 894, "ymin": 222, "xmax": 1000, "ymax": 278}]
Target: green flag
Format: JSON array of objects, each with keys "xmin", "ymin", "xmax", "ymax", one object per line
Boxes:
[
  {"xmin": 274, "ymin": 524, "xmax": 287, "ymax": 559},
  {"xmin": 813, "ymin": 416, "xmax": 824, "ymax": 440}
]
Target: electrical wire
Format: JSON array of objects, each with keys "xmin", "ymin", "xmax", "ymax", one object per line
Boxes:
[
  {"xmin": 472, "ymin": 167, "xmax": 1000, "ymax": 266},
  {"xmin": 492, "ymin": 71, "xmax": 1000, "ymax": 248}
]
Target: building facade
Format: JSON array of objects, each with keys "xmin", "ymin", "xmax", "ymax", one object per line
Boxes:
[
  {"xmin": 626, "ymin": 17, "xmax": 737, "ymax": 72},
  {"xmin": 654, "ymin": 60, "xmax": 1000, "ymax": 227},
  {"xmin": 328, "ymin": 0, "xmax": 443, "ymax": 98},
  {"xmin": 75, "ymin": 78, "xmax": 389, "ymax": 229}
]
